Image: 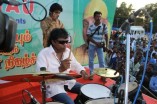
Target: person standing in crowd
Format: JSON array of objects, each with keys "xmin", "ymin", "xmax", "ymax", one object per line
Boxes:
[
  {"xmin": 149, "ymin": 71, "xmax": 157, "ymax": 95},
  {"xmin": 140, "ymin": 42, "xmax": 148, "ymax": 53},
  {"xmin": 87, "ymin": 11, "xmax": 108, "ymax": 80},
  {"xmin": 40, "ymin": 3, "xmax": 64, "ymax": 47},
  {"xmin": 151, "ymin": 46, "xmax": 157, "ymax": 58},
  {"xmin": 36, "ymin": 28, "xmax": 89, "ymax": 104}
]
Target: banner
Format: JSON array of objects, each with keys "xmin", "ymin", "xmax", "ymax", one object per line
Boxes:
[{"xmin": 0, "ymin": 0, "xmax": 117, "ymax": 77}]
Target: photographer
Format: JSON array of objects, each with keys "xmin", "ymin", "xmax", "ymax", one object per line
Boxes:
[{"xmin": 87, "ymin": 11, "xmax": 108, "ymax": 80}]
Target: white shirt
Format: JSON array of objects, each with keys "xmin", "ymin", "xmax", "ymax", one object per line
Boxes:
[
  {"xmin": 36, "ymin": 45, "xmax": 85, "ymax": 98},
  {"xmin": 151, "ymin": 50, "xmax": 157, "ymax": 58},
  {"xmin": 131, "ymin": 40, "xmax": 136, "ymax": 51}
]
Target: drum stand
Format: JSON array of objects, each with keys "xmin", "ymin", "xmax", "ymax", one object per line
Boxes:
[
  {"xmin": 41, "ymin": 75, "xmax": 46, "ymax": 104},
  {"xmin": 101, "ymin": 76, "xmax": 107, "ymax": 85}
]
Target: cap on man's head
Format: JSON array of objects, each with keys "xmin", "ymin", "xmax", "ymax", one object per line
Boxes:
[{"xmin": 49, "ymin": 3, "xmax": 63, "ymax": 13}]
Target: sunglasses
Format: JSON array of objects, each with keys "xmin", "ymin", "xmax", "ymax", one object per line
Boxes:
[{"xmin": 56, "ymin": 40, "xmax": 69, "ymax": 44}]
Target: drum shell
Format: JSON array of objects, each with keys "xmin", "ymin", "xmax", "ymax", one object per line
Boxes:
[
  {"xmin": 118, "ymin": 82, "xmax": 138, "ymax": 101},
  {"xmin": 85, "ymin": 98, "xmax": 114, "ymax": 104},
  {"xmin": 46, "ymin": 102, "xmax": 63, "ymax": 104},
  {"xmin": 79, "ymin": 93, "xmax": 93, "ymax": 104}
]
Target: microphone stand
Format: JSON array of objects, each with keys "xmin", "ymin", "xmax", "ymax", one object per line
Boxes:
[
  {"xmin": 41, "ymin": 75, "xmax": 46, "ymax": 104},
  {"xmin": 120, "ymin": 8, "xmax": 152, "ymax": 104},
  {"xmin": 119, "ymin": 19, "xmax": 131, "ymax": 104}
]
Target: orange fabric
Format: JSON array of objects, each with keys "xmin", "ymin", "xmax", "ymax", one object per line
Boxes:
[{"xmin": 142, "ymin": 93, "xmax": 157, "ymax": 104}]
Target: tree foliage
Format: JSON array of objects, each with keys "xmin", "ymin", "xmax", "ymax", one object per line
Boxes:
[
  {"xmin": 144, "ymin": 3, "xmax": 157, "ymax": 33},
  {"xmin": 113, "ymin": 2, "xmax": 133, "ymax": 28},
  {"xmin": 113, "ymin": 2, "xmax": 157, "ymax": 33}
]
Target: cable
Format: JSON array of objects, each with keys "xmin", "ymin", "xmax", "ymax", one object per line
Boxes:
[
  {"xmin": 23, "ymin": 78, "xmax": 33, "ymax": 87},
  {"xmin": 22, "ymin": 0, "xmax": 47, "ymax": 21},
  {"xmin": 129, "ymin": 74, "xmax": 157, "ymax": 99},
  {"xmin": 22, "ymin": 89, "xmax": 29, "ymax": 104},
  {"xmin": 22, "ymin": 89, "xmax": 40, "ymax": 104},
  {"xmin": 133, "ymin": 18, "xmax": 153, "ymax": 104}
]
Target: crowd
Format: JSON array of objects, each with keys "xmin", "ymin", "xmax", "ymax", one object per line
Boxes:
[{"xmin": 105, "ymin": 32, "xmax": 157, "ymax": 97}]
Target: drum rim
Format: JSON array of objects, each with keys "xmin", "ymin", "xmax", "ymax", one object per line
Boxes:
[
  {"xmin": 85, "ymin": 97, "xmax": 114, "ymax": 104},
  {"xmin": 46, "ymin": 101, "xmax": 64, "ymax": 104},
  {"xmin": 81, "ymin": 83, "xmax": 110, "ymax": 90},
  {"xmin": 118, "ymin": 82, "xmax": 138, "ymax": 92},
  {"xmin": 80, "ymin": 83, "xmax": 112, "ymax": 100}
]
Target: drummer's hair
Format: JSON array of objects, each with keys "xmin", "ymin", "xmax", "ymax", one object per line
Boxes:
[{"xmin": 47, "ymin": 28, "xmax": 69, "ymax": 46}]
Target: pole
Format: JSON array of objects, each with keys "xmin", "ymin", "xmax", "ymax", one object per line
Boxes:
[
  {"xmin": 125, "ymin": 34, "xmax": 130, "ymax": 104},
  {"xmin": 41, "ymin": 76, "xmax": 46, "ymax": 104}
]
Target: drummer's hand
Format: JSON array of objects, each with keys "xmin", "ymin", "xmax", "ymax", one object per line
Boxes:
[
  {"xmin": 59, "ymin": 58, "xmax": 71, "ymax": 72},
  {"xmin": 80, "ymin": 70, "xmax": 89, "ymax": 80}
]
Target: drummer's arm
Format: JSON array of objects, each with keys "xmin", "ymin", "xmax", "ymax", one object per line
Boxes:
[
  {"xmin": 36, "ymin": 52, "xmax": 48, "ymax": 72},
  {"xmin": 59, "ymin": 58, "xmax": 71, "ymax": 72},
  {"xmin": 69, "ymin": 52, "xmax": 89, "ymax": 79}
]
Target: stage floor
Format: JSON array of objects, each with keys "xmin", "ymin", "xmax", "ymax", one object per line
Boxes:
[{"xmin": 0, "ymin": 67, "xmax": 157, "ymax": 104}]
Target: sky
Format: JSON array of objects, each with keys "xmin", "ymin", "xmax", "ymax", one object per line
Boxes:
[{"xmin": 117, "ymin": 0, "xmax": 157, "ymax": 10}]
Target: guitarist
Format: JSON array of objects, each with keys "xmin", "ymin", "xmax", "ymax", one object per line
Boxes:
[{"xmin": 87, "ymin": 11, "xmax": 108, "ymax": 80}]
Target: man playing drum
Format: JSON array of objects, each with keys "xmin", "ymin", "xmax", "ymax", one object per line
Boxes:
[{"xmin": 36, "ymin": 28, "xmax": 89, "ymax": 104}]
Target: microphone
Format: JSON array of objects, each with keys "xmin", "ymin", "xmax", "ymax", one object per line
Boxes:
[
  {"xmin": 23, "ymin": 90, "xmax": 40, "ymax": 104},
  {"xmin": 141, "ymin": 8, "xmax": 151, "ymax": 19},
  {"xmin": 40, "ymin": 67, "xmax": 46, "ymax": 71},
  {"xmin": 119, "ymin": 8, "xmax": 142, "ymax": 33},
  {"xmin": 29, "ymin": 94, "xmax": 40, "ymax": 104},
  {"xmin": 114, "ymin": 70, "xmax": 118, "ymax": 75},
  {"xmin": 128, "ymin": 9, "xmax": 142, "ymax": 23},
  {"xmin": 2, "ymin": 0, "xmax": 25, "ymax": 6}
]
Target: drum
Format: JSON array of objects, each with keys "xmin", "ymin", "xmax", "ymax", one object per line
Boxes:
[
  {"xmin": 79, "ymin": 84, "xmax": 111, "ymax": 104},
  {"xmin": 85, "ymin": 98, "xmax": 132, "ymax": 104},
  {"xmin": 46, "ymin": 102, "xmax": 63, "ymax": 104},
  {"xmin": 118, "ymin": 82, "xmax": 138, "ymax": 101},
  {"xmin": 85, "ymin": 98, "xmax": 114, "ymax": 104}
]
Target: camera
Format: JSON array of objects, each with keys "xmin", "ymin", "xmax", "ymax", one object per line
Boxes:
[{"xmin": 100, "ymin": 42, "xmax": 105, "ymax": 47}]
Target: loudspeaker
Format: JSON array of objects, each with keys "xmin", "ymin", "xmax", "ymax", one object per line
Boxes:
[{"xmin": 0, "ymin": 11, "xmax": 17, "ymax": 52}]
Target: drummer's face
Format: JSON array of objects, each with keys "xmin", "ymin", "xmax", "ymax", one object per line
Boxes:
[{"xmin": 52, "ymin": 38, "xmax": 69, "ymax": 52}]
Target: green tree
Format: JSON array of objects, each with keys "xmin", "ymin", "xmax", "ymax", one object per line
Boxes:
[
  {"xmin": 113, "ymin": 2, "xmax": 133, "ymax": 28},
  {"xmin": 144, "ymin": 3, "xmax": 157, "ymax": 33},
  {"xmin": 113, "ymin": 2, "xmax": 157, "ymax": 33}
]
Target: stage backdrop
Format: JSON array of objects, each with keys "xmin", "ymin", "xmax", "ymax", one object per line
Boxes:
[{"xmin": 0, "ymin": 0, "xmax": 117, "ymax": 77}]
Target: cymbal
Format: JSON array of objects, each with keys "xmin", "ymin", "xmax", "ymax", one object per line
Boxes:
[
  {"xmin": 0, "ymin": 73, "xmax": 54, "ymax": 82},
  {"xmin": 0, "ymin": 71, "xmax": 82, "ymax": 82},
  {"xmin": 94, "ymin": 68, "xmax": 119, "ymax": 78}
]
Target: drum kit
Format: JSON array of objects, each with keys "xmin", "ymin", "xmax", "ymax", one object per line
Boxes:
[
  {"xmin": 0, "ymin": 68, "xmax": 139, "ymax": 104},
  {"xmin": 78, "ymin": 68, "xmax": 137, "ymax": 104},
  {"xmin": 0, "ymin": 71, "xmax": 81, "ymax": 104}
]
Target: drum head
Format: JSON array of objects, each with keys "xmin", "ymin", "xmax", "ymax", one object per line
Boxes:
[
  {"xmin": 81, "ymin": 84, "xmax": 111, "ymax": 99},
  {"xmin": 118, "ymin": 82, "xmax": 138, "ymax": 93}
]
